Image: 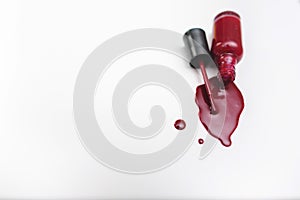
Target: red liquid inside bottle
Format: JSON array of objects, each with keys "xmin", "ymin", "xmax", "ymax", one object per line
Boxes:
[{"xmin": 211, "ymin": 11, "xmax": 243, "ymax": 85}]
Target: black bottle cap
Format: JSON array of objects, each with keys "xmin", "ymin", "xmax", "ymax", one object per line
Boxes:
[{"xmin": 183, "ymin": 28, "xmax": 212, "ymax": 68}]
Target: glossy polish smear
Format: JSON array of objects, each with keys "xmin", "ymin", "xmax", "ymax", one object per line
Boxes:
[{"xmin": 195, "ymin": 77, "xmax": 244, "ymax": 147}]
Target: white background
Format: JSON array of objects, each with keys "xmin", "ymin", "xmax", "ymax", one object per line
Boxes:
[{"xmin": 1, "ymin": 0, "xmax": 300, "ymax": 199}]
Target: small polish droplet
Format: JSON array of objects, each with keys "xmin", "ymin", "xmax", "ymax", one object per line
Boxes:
[
  {"xmin": 174, "ymin": 119, "xmax": 186, "ymax": 130},
  {"xmin": 198, "ymin": 138, "xmax": 204, "ymax": 144}
]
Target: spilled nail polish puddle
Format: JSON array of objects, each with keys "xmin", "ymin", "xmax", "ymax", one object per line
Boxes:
[
  {"xmin": 195, "ymin": 77, "xmax": 244, "ymax": 147},
  {"xmin": 174, "ymin": 119, "xmax": 186, "ymax": 130}
]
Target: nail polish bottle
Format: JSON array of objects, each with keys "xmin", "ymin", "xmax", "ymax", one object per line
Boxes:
[{"xmin": 211, "ymin": 11, "xmax": 243, "ymax": 85}]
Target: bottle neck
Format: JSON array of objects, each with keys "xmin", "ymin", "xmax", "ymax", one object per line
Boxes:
[{"xmin": 216, "ymin": 53, "xmax": 237, "ymax": 85}]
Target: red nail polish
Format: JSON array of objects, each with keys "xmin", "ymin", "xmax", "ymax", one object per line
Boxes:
[{"xmin": 211, "ymin": 11, "xmax": 243, "ymax": 85}]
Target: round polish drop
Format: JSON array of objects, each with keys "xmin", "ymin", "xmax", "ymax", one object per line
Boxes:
[
  {"xmin": 198, "ymin": 138, "xmax": 204, "ymax": 144},
  {"xmin": 174, "ymin": 119, "xmax": 186, "ymax": 130}
]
